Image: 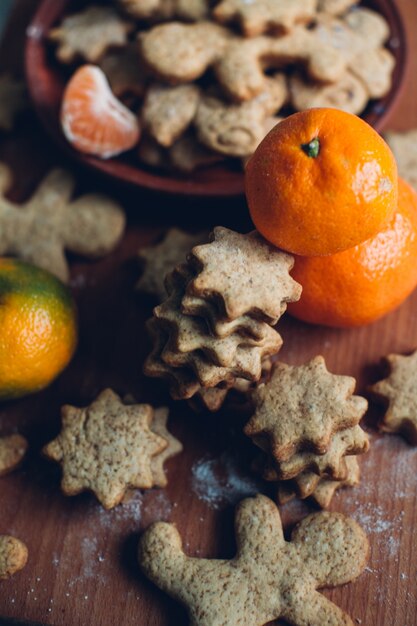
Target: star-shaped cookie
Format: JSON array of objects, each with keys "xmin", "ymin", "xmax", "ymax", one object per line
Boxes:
[
  {"xmin": 245, "ymin": 356, "xmax": 368, "ymax": 461},
  {"xmin": 0, "ymin": 164, "xmax": 125, "ymax": 283},
  {"xmin": 370, "ymin": 350, "xmax": 417, "ymax": 444},
  {"xmin": 43, "ymin": 389, "xmax": 169, "ymax": 509},
  {"xmin": 262, "ymin": 425, "xmax": 369, "ymax": 480},
  {"xmin": 277, "ymin": 456, "xmax": 360, "ymax": 508},
  {"xmin": 156, "ymin": 266, "xmax": 281, "ymax": 368},
  {"xmin": 137, "ymin": 228, "xmax": 208, "ymax": 302},
  {"xmin": 185, "ymin": 227, "xmax": 301, "ymax": 324},
  {"xmin": 49, "ymin": 6, "xmax": 134, "ymax": 64}
]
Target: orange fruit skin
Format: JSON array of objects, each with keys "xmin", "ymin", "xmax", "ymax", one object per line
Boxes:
[
  {"xmin": 61, "ymin": 65, "xmax": 140, "ymax": 159},
  {"xmin": 246, "ymin": 108, "xmax": 398, "ymax": 256},
  {"xmin": 287, "ymin": 178, "xmax": 417, "ymax": 328},
  {"xmin": 0, "ymin": 259, "xmax": 77, "ymax": 401}
]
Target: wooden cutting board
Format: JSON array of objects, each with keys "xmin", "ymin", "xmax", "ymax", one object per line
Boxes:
[{"xmin": 1, "ymin": 1, "xmax": 417, "ymax": 624}]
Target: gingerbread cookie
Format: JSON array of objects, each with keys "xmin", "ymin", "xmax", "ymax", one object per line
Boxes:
[
  {"xmin": 385, "ymin": 129, "xmax": 417, "ymax": 192},
  {"xmin": 195, "ymin": 76, "xmax": 287, "ymax": 157},
  {"xmin": 214, "ymin": 0, "xmax": 317, "ymax": 37},
  {"xmin": 314, "ymin": 9, "xmax": 393, "ymax": 99},
  {"xmin": 0, "ymin": 536, "xmax": 28, "ymax": 580},
  {"xmin": 139, "ymin": 21, "xmax": 231, "ymax": 84},
  {"xmin": 49, "ymin": 6, "xmax": 134, "ymax": 64},
  {"xmin": 244, "ymin": 356, "xmax": 368, "ymax": 461},
  {"xmin": 214, "ymin": 27, "xmax": 347, "ymax": 101},
  {"xmin": 137, "ymin": 228, "xmax": 208, "ymax": 302},
  {"xmin": 0, "ymin": 435, "xmax": 28, "ymax": 477},
  {"xmin": 290, "ymin": 71, "xmax": 368, "ymax": 115},
  {"xmin": 139, "ymin": 494, "xmax": 369, "ymax": 626},
  {"xmin": 0, "ymin": 75, "xmax": 27, "ymax": 132},
  {"xmin": 0, "ymin": 164, "xmax": 125, "ymax": 283},
  {"xmin": 142, "ymin": 83, "xmax": 201, "ymax": 147},
  {"xmin": 184, "ymin": 228, "xmax": 301, "ymax": 324},
  {"xmin": 43, "ymin": 390, "xmax": 171, "ymax": 509},
  {"xmin": 140, "ymin": 22, "xmax": 347, "ymax": 101},
  {"xmin": 370, "ymin": 350, "xmax": 417, "ymax": 444},
  {"xmin": 119, "ymin": 0, "xmax": 210, "ymax": 22}
]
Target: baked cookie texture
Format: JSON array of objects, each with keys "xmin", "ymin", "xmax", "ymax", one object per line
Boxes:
[
  {"xmin": 385, "ymin": 129, "xmax": 417, "ymax": 193},
  {"xmin": 0, "ymin": 164, "xmax": 125, "ymax": 283},
  {"xmin": 144, "ymin": 228, "xmax": 301, "ymax": 410},
  {"xmin": 370, "ymin": 350, "xmax": 417, "ymax": 444},
  {"xmin": 0, "ymin": 536, "xmax": 28, "ymax": 580},
  {"xmin": 50, "ymin": 1, "xmax": 395, "ymax": 171},
  {"xmin": 49, "ymin": 6, "xmax": 134, "ymax": 64},
  {"xmin": 139, "ymin": 494, "xmax": 369, "ymax": 626},
  {"xmin": 43, "ymin": 389, "xmax": 182, "ymax": 508},
  {"xmin": 246, "ymin": 357, "xmax": 369, "ymax": 507},
  {"xmin": 0, "ymin": 435, "xmax": 28, "ymax": 477}
]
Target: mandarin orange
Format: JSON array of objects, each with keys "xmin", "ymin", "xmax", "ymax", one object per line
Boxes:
[
  {"xmin": 61, "ymin": 65, "xmax": 140, "ymax": 159},
  {"xmin": 0, "ymin": 259, "xmax": 77, "ymax": 400},
  {"xmin": 287, "ymin": 177, "xmax": 417, "ymax": 327},
  {"xmin": 246, "ymin": 108, "xmax": 398, "ymax": 256}
]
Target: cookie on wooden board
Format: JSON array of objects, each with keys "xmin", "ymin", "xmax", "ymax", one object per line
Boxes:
[
  {"xmin": 370, "ymin": 350, "xmax": 417, "ymax": 444},
  {"xmin": 43, "ymin": 389, "xmax": 173, "ymax": 509},
  {"xmin": 0, "ymin": 435, "xmax": 28, "ymax": 477},
  {"xmin": 139, "ymin": 494, "xmax": 369, "ymax": 626},
  {"xmin": 0, "ymin": 536, "xmax": 28, "ymax": 580},
  {"xmin": 244, "ymin": 356, "xmax": 368, "ymax": 462},
  {"xmin": 0, "ymin": 164, "xmax": 125, "ymax": 283}
]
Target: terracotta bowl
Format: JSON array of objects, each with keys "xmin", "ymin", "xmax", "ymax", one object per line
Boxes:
[{"xmin": 25, "ymin": 0, "xmax": 408, "ymax": 197}]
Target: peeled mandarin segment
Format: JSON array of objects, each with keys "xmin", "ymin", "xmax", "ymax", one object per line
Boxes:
[
  {"xmin": 61, "ymin": 65, "xmax": 140, "ymax": 159},
  {"xmin": 245, "ymin": 108, "xmax": 398, "ymax": 257},
  {"xmin": 287, "ymin": 177, "xmax": 417, "ymax": 328}
]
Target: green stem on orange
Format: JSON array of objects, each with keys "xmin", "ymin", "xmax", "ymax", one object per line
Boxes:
[{"xmin": 301, "ymin": 137, "xmax": 320, "ymax": 158}]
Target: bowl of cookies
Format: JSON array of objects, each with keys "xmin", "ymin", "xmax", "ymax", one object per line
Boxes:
[{"xmin": 25, "ymin": 0, "xmax": 407, "ymax": 197}]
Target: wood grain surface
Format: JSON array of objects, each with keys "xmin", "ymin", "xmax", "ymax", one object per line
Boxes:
[{"xmin": 1, "ymin": 1, "xmax": 417, "ymax": 625}]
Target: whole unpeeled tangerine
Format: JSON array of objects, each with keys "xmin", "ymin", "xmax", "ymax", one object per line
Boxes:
[
  {"xmin": 246, "ymin": 108, "xmax": 398, "ymax": 257},
  {"xmin": 288, "ymin": 177, "xmax": 417, "ymax": 327},
  {"xmin": 0, "ymin": 259, "xmax": 77, "ymax": 401}
]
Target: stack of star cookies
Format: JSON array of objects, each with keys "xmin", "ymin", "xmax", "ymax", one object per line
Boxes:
[
  {"xmin": 244, "ymin": 356, "xmax": 370, "ymax": 508},
  {"xmin": 144, "ymin": 227, "xmax": 302, "ymax": 411}
]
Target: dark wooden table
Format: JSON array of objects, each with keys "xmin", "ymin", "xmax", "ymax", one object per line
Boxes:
[{"xmin": 1, "ymin": 1, "xmax": 417, "ymax": 625}]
